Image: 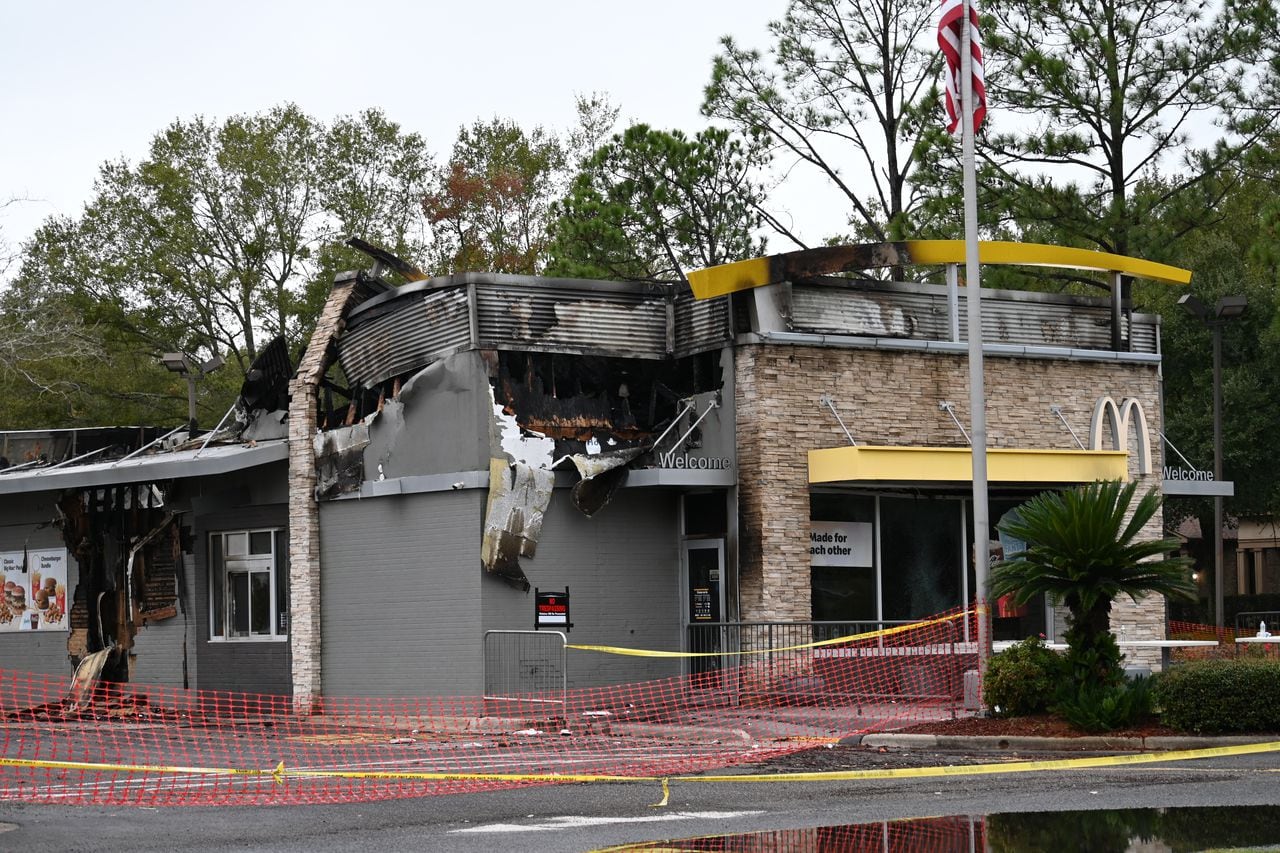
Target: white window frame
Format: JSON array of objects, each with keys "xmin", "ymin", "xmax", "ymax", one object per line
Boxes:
[{"xmin": 209, "ymin": 528, "xmax": 287, "ymax": 642}]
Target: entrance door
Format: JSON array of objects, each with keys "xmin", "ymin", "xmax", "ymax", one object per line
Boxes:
[{"xmin": 684, "ymin": 539, "xmax": 724, "ymax": 677}]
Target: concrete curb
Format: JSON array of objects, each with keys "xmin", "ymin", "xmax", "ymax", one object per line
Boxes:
[{"xmin": 855, "ymin": 733, "xmax": 1280, "ymax": 752}]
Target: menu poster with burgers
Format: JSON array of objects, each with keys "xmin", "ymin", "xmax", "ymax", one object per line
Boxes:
[
  {"xmin": 0, "ymin": 548, "xmax": 69, "ymax": 632},
  {"xmin": 28, "ymin": 550, "xmax": 68, "ymax": 631},
  {"xmin": 0, "ymin": 551, "xmax": 24, "ymax": 632}
]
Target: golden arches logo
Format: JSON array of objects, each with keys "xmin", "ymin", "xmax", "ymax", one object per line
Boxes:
[{"xmin": 1089, "ymin": 396, "xmax": 1153, "ymax": 476}]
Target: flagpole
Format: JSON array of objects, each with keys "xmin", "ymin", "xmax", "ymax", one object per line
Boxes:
[{"xmin": 960, "ymin": 0, "xmax": 992, "ymax": 674}]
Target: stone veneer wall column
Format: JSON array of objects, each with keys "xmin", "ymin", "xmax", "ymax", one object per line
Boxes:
[
  {"xmin": 734, "ymin": 343, "xmax": 1169, "ymax": 658},
  {"xmin": 1110, "ymin": 460, "xmax": 1169, "ymax": 670},
  {"xmin": 288, "ymin": 271, "xmax": 361, "ymax": 713},
  {"xmin": 734, "ymin": 346, "xmax": 815, "ymax": 622}
]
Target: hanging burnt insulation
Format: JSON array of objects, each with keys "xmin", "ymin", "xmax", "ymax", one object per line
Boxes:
[
  {"xmin": 313, "ymin": 422, "xmax": 370, "ymax": 499},
  {"xmin": 568, "ymin": 447, "xmax": 646, "ymax": 516},
  {"xmin": 480, "ymin": 459, "xmax": 553, "ymax": 591}
]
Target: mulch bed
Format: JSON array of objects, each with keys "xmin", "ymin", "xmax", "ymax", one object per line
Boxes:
[{"xmin": 892, "ymin": 714, "xmax": 1184, "ymax": 739}]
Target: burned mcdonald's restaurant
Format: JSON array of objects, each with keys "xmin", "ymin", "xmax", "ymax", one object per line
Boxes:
[{"xmin": 0, "ymin": 240, "xmax": 1194, "ymax": 702}]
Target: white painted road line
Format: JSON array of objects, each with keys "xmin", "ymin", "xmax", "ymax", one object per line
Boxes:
[{"xmin": 452, "ymin": 810, "xmax": 765, "ymax": 834}]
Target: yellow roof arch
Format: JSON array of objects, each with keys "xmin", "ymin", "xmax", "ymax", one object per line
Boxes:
[{"xmin": 686, "ymin": 240, "xmax": 1192, "ymax": 300}]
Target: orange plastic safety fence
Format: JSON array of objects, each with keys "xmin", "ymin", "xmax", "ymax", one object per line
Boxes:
[
  {"xmin": 0, "ymin": 605, "xmax": 982, "ymax": 806},
  {"xmin": 1168, "ymin": 620, "xmax": 1237, "ymax": 663},
  {"xmin": 1169, "ymin": 620, "xmax": 1280, "ymax": 662}
]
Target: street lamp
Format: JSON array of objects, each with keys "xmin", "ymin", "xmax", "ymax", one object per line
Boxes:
[
  {"xmin": 1177, "ymin": 293, "xmax": 1247, "ymax": 628},
  {"xmin": 160, "ymin": 352, "xmax": 226, "ymax": 433}
]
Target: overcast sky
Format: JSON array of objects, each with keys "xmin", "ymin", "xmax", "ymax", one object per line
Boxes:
[{"xmin": 2, "ymin": 0, "xmax": 848, "ymax": 263}]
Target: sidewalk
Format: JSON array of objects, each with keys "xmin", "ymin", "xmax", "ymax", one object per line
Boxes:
[
  {"xmin": 852, "ymin": 731, "xmax": 1280, "ymax": 752},
  {"xmin": 315, "ymin": 703, "xmax": 1280, "ymax": 753}
]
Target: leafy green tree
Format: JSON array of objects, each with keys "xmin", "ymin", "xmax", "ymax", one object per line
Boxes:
[
  {"xmin": 422, "ymin": 117, "xmax": 568, "ymax": 275},
  {"xmin": 981, "ymin": 0, "xmax": 1276, "ymax": 261},
  {"xmin": 8, "ymin": 105, "xmax": 432, "ymax": 428},
  {"xmin": 546, "ymin": 124, "xmax": 767, "ymax": 283},
  {"xmin": 0, "ymin": 291, "xmax": 112, "ymax": 425},
  {"xmin": 1145, "ymin": 242, "xmax": 1277, "ymax": 524},
  {"xmin": 703, "ymin": 0, "xmax": 946, "ymax": 246},
  {"xmin": 315, "ymin": 108, "xmax": 435, "ymax": 301},
  {"xmin": 0, "ymin": 195, "xmax": 25, "ymax": 280},
  {"xmin": 1122, "ymin": 153, "xmax": 1280, "ymax": 543},
  {"xmin": 991, "ymin": 480, "xmax": 1195, "ymax": 688}
]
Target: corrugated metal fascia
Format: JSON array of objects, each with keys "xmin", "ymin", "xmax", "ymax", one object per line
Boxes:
[
  {"xmin": 800, "ymin": 275, "xmax": 1133, "ymax": 310},
  {"xmin": 673, "ymin": 292, "xmax": 731, "ymax": 357},
  {"xmin": 482, "ymin": 341, "xmax": 667, "ymax": 360},
  {"xmin": 792, "ymin": 286, "xmax": 947, "ymax": 340},
  {"xmin": 791, "ymin": 282, "xmax": 1159, "ymax": 354},
  {"xmin": 474, "ymin": 282, "xmax": 668, "ymax": 357},
  {"xmin": 348, "ymin": 272, "xmax": 665, "ymax": 324},
  {"xmin": 338, "ymin": 290, "xmax": 471, "ymax": 387},
  {"xmin": 974, "ymin": 298, "xmax": 1113, "ymax": 349},
  {"xmin": 1129, "ymin": 320, "xmax": 1158, "ymax": 354}
]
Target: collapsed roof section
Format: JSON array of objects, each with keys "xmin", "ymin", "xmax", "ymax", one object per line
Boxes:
[
  {"xmin": 315, "ymin": 269, "xmax": 736, "ymax": 590},
  {"xmin": 317, "ymin": 273, "xmax": 734, "ymax": 489},
  {"xmin": 0, "ymin": 338, "xmax": 296, "ymax": 682},
  {"xmin": 337, "ymin": 272, "xmax": 732, "ymax": 391}
]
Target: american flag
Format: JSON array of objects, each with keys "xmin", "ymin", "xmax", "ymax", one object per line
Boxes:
[{"xmin": 938, "ymin": 0, "xmax": 987, "ymax": 135}]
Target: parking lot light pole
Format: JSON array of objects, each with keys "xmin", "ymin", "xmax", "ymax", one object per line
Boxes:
[
  {"xmin": 159, "ymin": 352, "xmax": 226, "ymax": 433},
  {"xmin": 1177, "ymin": 293, "xmax": 1247, "ymax": 628}
]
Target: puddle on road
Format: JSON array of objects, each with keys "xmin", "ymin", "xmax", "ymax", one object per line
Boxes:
[{"xmin": 594, "ymin": 805, "xmax": 1280, "ymax": 851}]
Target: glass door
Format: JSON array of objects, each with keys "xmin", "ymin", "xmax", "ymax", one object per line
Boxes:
[{"xmin": 684, "ymin": 538, "xmax": 724, "ymax": 677}]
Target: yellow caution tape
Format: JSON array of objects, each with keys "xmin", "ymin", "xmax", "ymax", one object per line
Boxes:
[
  {"xmin": 3, "ymin": 737, "xmax": 1276, "ymax": 795},
  {"xmin": 567, "ymin": 611, "xmax": 975, "ymax": 658},
  {"xmin": 0, "ymin": 756, "xmax": 286, "ymax": 783},
  {"xmin": 679, "ymin": 739, "xmax": 1280, "ymax": 783},
  {"xmin": 0, "ymin": 756, "xmax": 641, "ymax": 785}
]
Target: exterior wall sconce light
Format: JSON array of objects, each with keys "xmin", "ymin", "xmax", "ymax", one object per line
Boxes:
[
  {"xmin": 1177, "ymin": 292, "xmax": 1247, "ymax": 627},
  {"xmin": 160, "ymin": 352, "xmax": 226, "ymax": 434}
]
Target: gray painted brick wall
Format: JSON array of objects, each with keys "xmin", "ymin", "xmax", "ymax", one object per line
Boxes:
[
  {"xmin": 319, "ymin": 490, "xmax": 485, "ymax": 697},
  {"xmin": 194, "ymin": 503, "xmax": 292, "ymax": 696},
  {"xmin": 483, "ymin": 488, "xmax": 683, "ymax": 689},
  {"xmin": 131, "ymin": 552, "xmax": 195, "ymax": 688}
]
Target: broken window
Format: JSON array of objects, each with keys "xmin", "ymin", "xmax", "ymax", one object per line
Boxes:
[{"xmin": 493, "ymin": 350, "xmax": 722, "ymax": 447}]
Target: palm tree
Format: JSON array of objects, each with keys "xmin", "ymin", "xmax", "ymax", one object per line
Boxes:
[{"xmin": 990, "ymin": 480, "xmax": 1195, "ymax": 688}]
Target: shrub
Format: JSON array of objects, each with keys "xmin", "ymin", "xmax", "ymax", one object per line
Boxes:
[
  {"xmin": 1153, "ymin": 658, "xmax": 1280, "ymax": 733},
  {"xmin": 1053, "ymin": 678, "xmax": 1153, "ymax": 732},
  {"xmin": 983, "ymin": 637, "xmax": 1065, "ymax": 717}
]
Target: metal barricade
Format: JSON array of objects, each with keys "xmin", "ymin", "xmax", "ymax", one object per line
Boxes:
[
  {"xmin": 482, "ymin": 630, "xmax": 567, "ymax": 716},
  {"xmin": 1235, "ymin": 611, "xmax": 1280, "ymax": 636}
]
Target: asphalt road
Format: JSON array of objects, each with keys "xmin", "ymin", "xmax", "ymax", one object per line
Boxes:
[{"xmin": 2, "ymin": 742, "xmax": 1279, "ymax": 852}]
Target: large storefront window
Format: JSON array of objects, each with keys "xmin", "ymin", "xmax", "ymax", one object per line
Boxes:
[
  {"xmin": 881, "ymin": 496, "xmax": 964, "ymax": 620},
  {"xmin": 209, "ymin": 529, "xmax": 288, "ymax": 640},
  {"xmin": 810, "ymin": 494, "xmax": 877, "ymax": 622},
  {"xmin": 811, "ymin": 490, "xmax": 1049, "ymax": 637},
  {"xmin": 987, "ymin": 499, "xmax": 1049, "ymax": 640}
]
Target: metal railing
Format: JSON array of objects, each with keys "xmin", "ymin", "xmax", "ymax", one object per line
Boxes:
[
  {"xmin": 685, "ymin": 620, "xmax": 973, "ymax": 713},
  {"xmin": 1235, "ymin": 611, "xmax": 1280, "ymax": 636}
]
